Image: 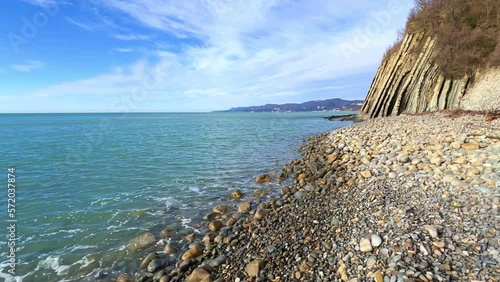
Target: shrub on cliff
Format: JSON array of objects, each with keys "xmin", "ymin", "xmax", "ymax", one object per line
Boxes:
[{"xmin": 384, "ymin": 0, "xmax": 500, "ymax": 78}]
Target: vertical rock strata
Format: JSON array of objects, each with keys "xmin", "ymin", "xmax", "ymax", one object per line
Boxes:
[{"xmin": 360, "ymin": 33, "xmax": 500, "ymax": 118}]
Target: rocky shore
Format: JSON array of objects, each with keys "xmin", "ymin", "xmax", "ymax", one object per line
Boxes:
[{"xmin": 124, "ymin": 112, "xmax": 499, "ymax": 282}]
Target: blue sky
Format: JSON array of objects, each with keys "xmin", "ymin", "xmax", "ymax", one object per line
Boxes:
[{"xmin": 0, "ymin": 0, "xmax": 414, "ymax": 113}]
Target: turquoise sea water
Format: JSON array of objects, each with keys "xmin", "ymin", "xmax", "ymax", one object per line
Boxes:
[{"xmin": 0, "ymin": 112, "xmax": 352, "ymax": 281}]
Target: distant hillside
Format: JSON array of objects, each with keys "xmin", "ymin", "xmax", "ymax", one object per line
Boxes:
[{"xmin": 220, "ymin": 98, "xmax": 364, "ymax": 112}]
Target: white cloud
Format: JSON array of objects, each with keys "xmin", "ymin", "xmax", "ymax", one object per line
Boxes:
[
  {"xmin": 112, "ymin": 34, "xmax": 150, "ymax": 41},
  {"xmin": 65, "ymin": 17, "xmax": 93, "ymax": 31},
  {"xmin": 27, "ymin": 0, "xmax": 414, "ymax": 111},
  {"xmin": 22, "ymin": 0, "xmax": 57, "ymax": 7},
  {"xmin": 115, "ymin": 48, "xmax": 134, "ymax": 53},
  {"xmin": 22, "ymin": 0, "xmax": 70, "ymax": 7},
  {"xmin": 11, "ymin": 60, "xmax": 45, "ymax": 72}
]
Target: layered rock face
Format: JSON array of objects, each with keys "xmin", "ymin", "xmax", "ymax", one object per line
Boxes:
[{"xmin": 360, "ymin": 33, "xmax": 500, "ymax": 118}]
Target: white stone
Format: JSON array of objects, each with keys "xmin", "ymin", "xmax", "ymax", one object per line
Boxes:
[{"xmin": 371, "ymin": 234, "xmax": 382, "ymax": 247}]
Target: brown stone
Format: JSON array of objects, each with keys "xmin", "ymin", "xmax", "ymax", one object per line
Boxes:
[
  {"xmin": 245, "ymin": 260, "xmax": 264, "ymax": 277},
  {"xmin": 462, "ymin": 142, "xmax": 480, "ymax": 151},
  {"xmin": 226, "ymin": 218, "xmax": 236, "ymax": 226},
  {"xmin": 185, "ymin": 233, "xmax": 196, "ymax": 242},
  {"xmin": 127, "ymin": 232, "xmax": 155, "ymax": 253},
  {"xmin": 117, "ymin": 273, "xmax": 134, "ymax": 282},
  {"xmin": 230, "ymin": 189, "xmax": 243, "ymax": 199},
  {"xmin": 202, "ymin": 234, "xmax": 214, "ymax": 247},
  {"xmin": 254, "ymin": 208, "xmax": 267, "ymax": 220},
  {"xmin": 360, "ymin": 238, "xmax": 373, "ymax": 252},
  {"xmin": 360, "ymin": 170, "xmax": 372, "ymax": 178},
  {"xmin": 185, "ymin": 267, "xmax": 213, "ymax": 282},
  {"xmin": 238, "ymin": 202, "xmax": 251, "ymax": 213},
  {"xmin": 139, "ymin": 253, "xmax": 159, "ymax": 269},
  {"xmin": 327, "ymin": 153, "xmax": 338, "ymax": 164},
  {"xmin": 209, "ymin": 220, "xmax": 223, "ymax": 232},
  {"xmin": 182, "ymin": 244, "xmax": 204, "ymax": 259},
  {"xmin": 255, "ymin": 174, "xmax": 271, "ymax": 183},
  {"xmin": 212, "ymin": 204, "xmax": 231, "ymax": 214},
  {"xmin": 374, "ymin": 271, "xmax": 384, "ymax": 282},
  {"xmin": 160, "ymin": 228, "xmax": 172, "ymax": 238},
  {"xmin": 337, "ymin": 264, "xmax": 348, "ymax": 281},
  {"xmin": 189, "ymin": 243, "xmax": 204, "ymax": 256},
  {"xmin": 485, "ymin": 114, "xmax": 495, "ymax": 121},
  {"xmin": 346, "ymin": 179, "xmax": 356, "ymax": 185},
  {"xmin": 294, "ymin": 271, "xmax": 301, "ymax": 279},
  {"xmin": 282, "ymin": 164, "xmax": 293, "ymax": 173}
]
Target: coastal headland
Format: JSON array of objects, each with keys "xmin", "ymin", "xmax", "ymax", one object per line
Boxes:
[{"xmin": 125, "ymin": 111, "xmax": 499, "ymax": 282}]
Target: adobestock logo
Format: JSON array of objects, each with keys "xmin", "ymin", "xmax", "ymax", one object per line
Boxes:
[{"xmin": 7, "ymin": 3, "xmax": 59, "ymax": 54}]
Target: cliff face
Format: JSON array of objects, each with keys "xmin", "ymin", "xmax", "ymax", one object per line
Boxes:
[{"xmin": 360, "ymin": 33, "xmax": 500, "ymax": 118}]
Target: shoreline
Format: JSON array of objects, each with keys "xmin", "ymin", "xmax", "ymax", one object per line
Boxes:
[{"xmin": 126, "ymin": 112, "xmax": 499, "ymax": 282}]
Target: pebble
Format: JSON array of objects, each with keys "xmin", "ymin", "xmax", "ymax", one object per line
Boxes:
[
  {"xmin": 360, "ymin": 238, "xmax": 373, "ymax": 252},
  {"xmin": 371, "ymin": 234, "xmax": 382, "ymax": 247},
  {"xmin": 231, "ymin": 189, "xmax": 244, "ymax": 199},
  {"xmin": 245, "ymin": 260, "xmax": 264, "ymax": 277},
  {"xmin": 209, "ymin": 220, "xmax": 223, "ymax": 232},
  {"xmin": 255, "ymin": 174, "xmax": 271, "ymax": 183},
  {"xmin": 367, "ymin": 256, "xmax": 377, "ymax": 270},
  {"xmin": 238, "ymin": 202, "xmax": 251, "ymax": 213},
  {"xmin": 423, "ymin": 225, "xmax": 438, "ymax": 238},
  {"xmin": 398, "ymin": 154, "xmax": 410, "ymax": 163},
  {"xmin": 361, "ymin": 170, "xmax": 372, "ymax": 178},
  {"xmin": 433, "ymin": 241, "xmax": 446, "ymax": 248},
  {"xmin": 163, "ymin": 244, "xmax": 178, "ymax": 254}
]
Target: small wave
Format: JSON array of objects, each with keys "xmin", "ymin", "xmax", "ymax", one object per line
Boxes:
[
  {"xmin": 181, "ymin": 218, "xmax": 200, "ymax": 233},
  {"xmin": 70, "ymin": 245, "xmax": 97, "ymax": 251},
  {"xmin": 0, "ymin": 260, "xmax": 22, "ymax": 282},
  {"xmin": 106, "ymin": 224, "xmax": 120, "ymax": 230},
  {"xmin": 156, "ymin": 238, "xmax": 170, "ymax": 246},
  {"xmin": 22, "ymin": 235, "xmax": 35, "ymax": 242},
  {"xmin": 36, "ymin": 255, "xmax": 71, "ymax": 276},
  {"xmin": 187, "ymin": 186, "xmax": 204, "ymax": 195},
  {"xmin": 74, "ymin": 255, "xmax": 96, "ymax": 269},
  {"xmin": 106, "ymin": 224, "xmax": 138, "ymax": 232},
  {"xmin": 28, "ymin": 254, "xmax": 97, "ymax": 280},
  {"xmin": 152, "ymin": 196, "xmax": 181, "ymax": 213},
  {"xmin": 148, "ymin": 210, "xmax": 164, "ymax": 216},
  {"xmin": 90, "ymin": 198, "xmax": 113, "ymax": 207},
  {"xmin": 42, "ymin": 229, "xmax": 84, "ymax": 237}
]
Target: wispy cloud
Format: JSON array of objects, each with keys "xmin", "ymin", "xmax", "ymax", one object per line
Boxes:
[
  {"xmin": 22, "ymin": 0, "xmax": 57, "ymax": 7},
  {"xmin": 22, "ymin": 0, "xmax": 70, "ymax": 7},
  {"xmin": 27, "ymin": 1, "xmax": 414, "ymax": 111},
  {"xmin": 11, "ymin": 60, "xmax": 45, "ymax": 72},
  {"xmin": 65, "ymin": 17, "xmax": 93, "ymax": 31},
  {"xmin": 115, "ymin": 48, "xmax": 134, "ymax": 53},
  {"xmin": 112, "ymin": 34, "xmax": 150, "ymax": 41}
]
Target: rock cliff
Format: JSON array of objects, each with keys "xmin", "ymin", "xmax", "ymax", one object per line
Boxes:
[{"xmin": 360, "ymin": 32, "xmax": 500, "ymax": 119}]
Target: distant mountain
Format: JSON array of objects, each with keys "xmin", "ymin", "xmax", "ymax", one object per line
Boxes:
[{"xmin": 219, "ymin": 98, "xmax": 364, "ymax": 112}]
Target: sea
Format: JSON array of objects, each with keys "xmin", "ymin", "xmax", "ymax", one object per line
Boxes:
[{"xmin": 0, "ymin": 112, "xmax": 352, "ymax": 281}]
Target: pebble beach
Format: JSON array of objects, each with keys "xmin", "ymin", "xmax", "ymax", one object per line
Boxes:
[{"xmin": 128, "ymin": 112, "xmax": 499, "ymax": 282}]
